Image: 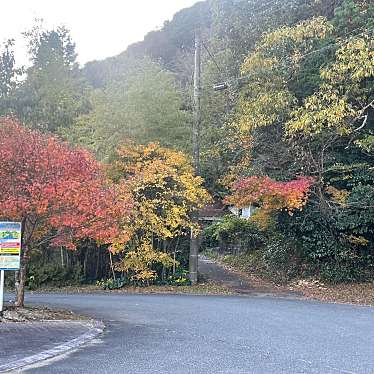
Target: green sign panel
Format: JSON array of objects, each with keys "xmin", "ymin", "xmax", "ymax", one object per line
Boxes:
[{"xmin": 0, "ymin": 222, "xmax": 21, "ymax": 270}]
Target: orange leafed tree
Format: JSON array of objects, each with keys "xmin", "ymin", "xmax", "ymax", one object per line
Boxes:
[
  {"xmin": 226, "ymin": 176, "xmax": 314, "ymax": 228},
  {"xmin": 0, "ymin": 118, "xmax": 131, "ymax": 306}
]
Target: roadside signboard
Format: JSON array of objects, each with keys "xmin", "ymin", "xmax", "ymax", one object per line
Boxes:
[{"xmin": 0, "ymin": 222, "xmax": 22, "ymax": 271}]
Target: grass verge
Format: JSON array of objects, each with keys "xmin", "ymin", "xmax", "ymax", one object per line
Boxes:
[{"xmin": 27, "ymin": 280, "xmax": 235, "ymax": 296}]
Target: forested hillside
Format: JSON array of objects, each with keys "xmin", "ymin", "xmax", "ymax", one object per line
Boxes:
[{"xmin": 1, "ymin": 0, "xmax": 373, "ymax": 288}]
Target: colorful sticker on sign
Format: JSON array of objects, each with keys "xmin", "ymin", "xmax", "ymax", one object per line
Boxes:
[{"xmin": 0, "ymin": 222, "xmax": 21, "ymax": 270}]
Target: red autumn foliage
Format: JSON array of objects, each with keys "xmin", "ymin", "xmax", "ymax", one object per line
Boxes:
[
  {"xmin": 226, "ymin": 175, "xmax": 314, "ymax": 213},
  {"xmin": 0, "ymin": 117, "xmax": 131, "ymax": 250}
]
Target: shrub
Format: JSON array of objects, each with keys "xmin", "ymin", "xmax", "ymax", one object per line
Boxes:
[
  {"xmin": 97, "ymin": 277, "xmax": 127, "ymax": 290},
  {"xmin": 202, "ymin": 216, "xmax": 266, "ymax": 253},
  {"xmin": 96, "ymin": 270, "xmax": 191, "ymax": 289},
  {"xmin": 262, "ymin": 234, "xmax": 302, "ymax": 283},
  {"xmin": 279, "ymin": 194, "xmax": 374, "ymax": 283},
  {"xmin": 220, "ymin": 251, "xmax": 266, "ymax": 274},
  {"xmin": 26, "ymin": 263, "xmax": 84, "ymax": 289}
]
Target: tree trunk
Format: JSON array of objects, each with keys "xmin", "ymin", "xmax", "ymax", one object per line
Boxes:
[
  {"xmin": 95, "ymin": 248, "xmax": 100, "ymax": 279},
  {"xmin": 60, "ymin": 247, "xmax": 65, "ymax": 267},
  {"xmin": 15, "ymin": 245, "xmax": 30, "ymax": 307},
  {"xmin": 83, "ymin": 248, "xmax": 88, "ymax": 280},
  {"xmin": 173, "ymin": 236, "xmax": 180, "ymax": 277},
  {"xmin": 109, "ymin": 252, "xmax": 116, "ymax": 280}
]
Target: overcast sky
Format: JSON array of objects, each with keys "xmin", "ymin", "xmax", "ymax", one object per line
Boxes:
[{"xmin": 0, "ymin": 0, "xmax": 198, "ymax": 66}]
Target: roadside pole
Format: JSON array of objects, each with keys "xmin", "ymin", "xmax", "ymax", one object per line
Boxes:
[
  {"xmin": 192, "ymin": 31, "xmax": 201, "ymax": 176},
  {"xmin": 189, "ymin": 30, "xmax": 202, "ymax": 285},
  {"xmin": 0, "ymin": 270, "xmax": 4, "ymax": 312}
]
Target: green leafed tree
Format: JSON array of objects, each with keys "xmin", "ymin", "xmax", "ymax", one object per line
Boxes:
[
  {"xmin": 0, "ymin": 39, "xmax": 23, "ymax": 116},
  {"xmin": 69, "ymin": 58, "xmax": 191, "ymax": 161},
  {"xmin": 10, "ymin": 23, "xmax": 90, "ymax": 134}
]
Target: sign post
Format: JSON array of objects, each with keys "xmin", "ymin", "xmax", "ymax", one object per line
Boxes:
[
  {"xmin": 0, "ymin": 270, "xmax": 4, "ymax": 313},
  {"xmin": 0, "ymin": 222, "xmax": 22, "ymax": 312}
]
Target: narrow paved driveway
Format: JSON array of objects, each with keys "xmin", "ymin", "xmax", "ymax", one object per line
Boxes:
[
  {"xmin": 199, "ymin": 255, "xmax": 300, "ymax": 297},
  {"xmin": 17, "ymin": 292, "xmax": 374, "ymax": 374}
]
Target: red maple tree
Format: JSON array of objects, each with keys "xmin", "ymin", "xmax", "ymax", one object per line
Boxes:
[
  {"xmin": 226, "ymin": 175, "xmax": 314, "ymax": 227},
  {"xmin": 0, "ymin": 118, "xmax": 132, "ymax": 306},
  {"xmin": 227, "ymin": 176, "xmax": 314, "ymax": 210}
]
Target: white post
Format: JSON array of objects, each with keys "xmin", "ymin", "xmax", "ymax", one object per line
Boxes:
[{"xmin": 0, "ymin": 270, "xmax": 4, "ymax": 313}]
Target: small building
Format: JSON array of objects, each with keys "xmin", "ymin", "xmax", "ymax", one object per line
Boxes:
[
  {"xmin": 228, "ymin": 205, "xmax": 256, "ymax": 219},
  {"xmin": 198, "ymin": 201, "xmax": 256, "ymax": 224},
  {"xmin": 198, "ymin": 202, "xmax": 227, "ymax": 224}
]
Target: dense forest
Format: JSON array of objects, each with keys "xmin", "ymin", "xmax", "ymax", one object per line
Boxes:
[{"xmin": 1, "ymin": 0, "xmax": 373, "ymax": 291}]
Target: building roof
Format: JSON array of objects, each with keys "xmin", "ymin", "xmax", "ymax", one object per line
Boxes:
[{"xmin": 198, "ymin": 202, "xmax": 227, "ymax": 222}]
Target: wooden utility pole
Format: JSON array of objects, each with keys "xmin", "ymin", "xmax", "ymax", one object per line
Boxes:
[
  {"xmin": 189, "ymin": 30, "xmax": 202, "ymax": 285},
  {"xmin": 192, "ymin": 31, "xmax": 201, "ymax": 175}
]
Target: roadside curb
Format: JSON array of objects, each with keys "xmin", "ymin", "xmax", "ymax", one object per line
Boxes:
[{"xmin": 0, "ymin": 320, "xmax": 105, "ymax": 373}]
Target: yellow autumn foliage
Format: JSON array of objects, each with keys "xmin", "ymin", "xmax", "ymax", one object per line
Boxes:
[
  {"xmin": 236, "ymin": 17, "xmax": 332, "ymax": 134},
  {"xmin": 326, "ymin": 186, "xmax": 350, "ymax": 207},
  {"xmin": 287, "ymin": 34, "xmax": 374, "ymax": 136},
  {"xmin": 115, "ymin": 239, "xmax": 175, "ymax": 282},
  {"xmin": 110, "ymin": 142, "xmax": 211, "ymax": 281}
]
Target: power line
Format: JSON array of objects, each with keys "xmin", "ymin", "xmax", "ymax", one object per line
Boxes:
[
  {"xmin": 201, "ymin": 41, "xmax": 225, "ymax": 78},
  {"xmin": 175, "ymin": 0, "xmax": 344, "ymax": 81},
  {"xmin": 204, "ymin": 0, "xmax": 369, "ymax": 89},
  {"xmin": 203, "ymin": 0, "xmax": 302, "ymax": 88},
  {"xmin": 234, "ymin": 0, "xmax": 302, "ymax": 20},
  {"xmin": 213, "ymin": 26, "xmax": 374, "ymax": 90},
  {"xmin": 206, "ymin": 2, "xmax": 322, "ymax": 89}
]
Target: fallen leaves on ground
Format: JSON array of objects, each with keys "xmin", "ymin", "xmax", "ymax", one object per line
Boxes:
[
  {"xmin": 290, "ymin": 279, "xmax": 374, "ymax": 306},
  {"xmin": 0, "ymin": 306, "xmax": 86, "ymax": 323},
  {"xmin": 30, "ymin": 281, "xmax": 235, "ymax": 296},
  {"xmin": 205, "ymin": 253, "xmax": 374, "ymax": 305}
]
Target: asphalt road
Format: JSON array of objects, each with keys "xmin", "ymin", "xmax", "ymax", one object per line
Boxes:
[{"xmin": 15, "ymin": 293, "xmax": 374, "ymax": 374}]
